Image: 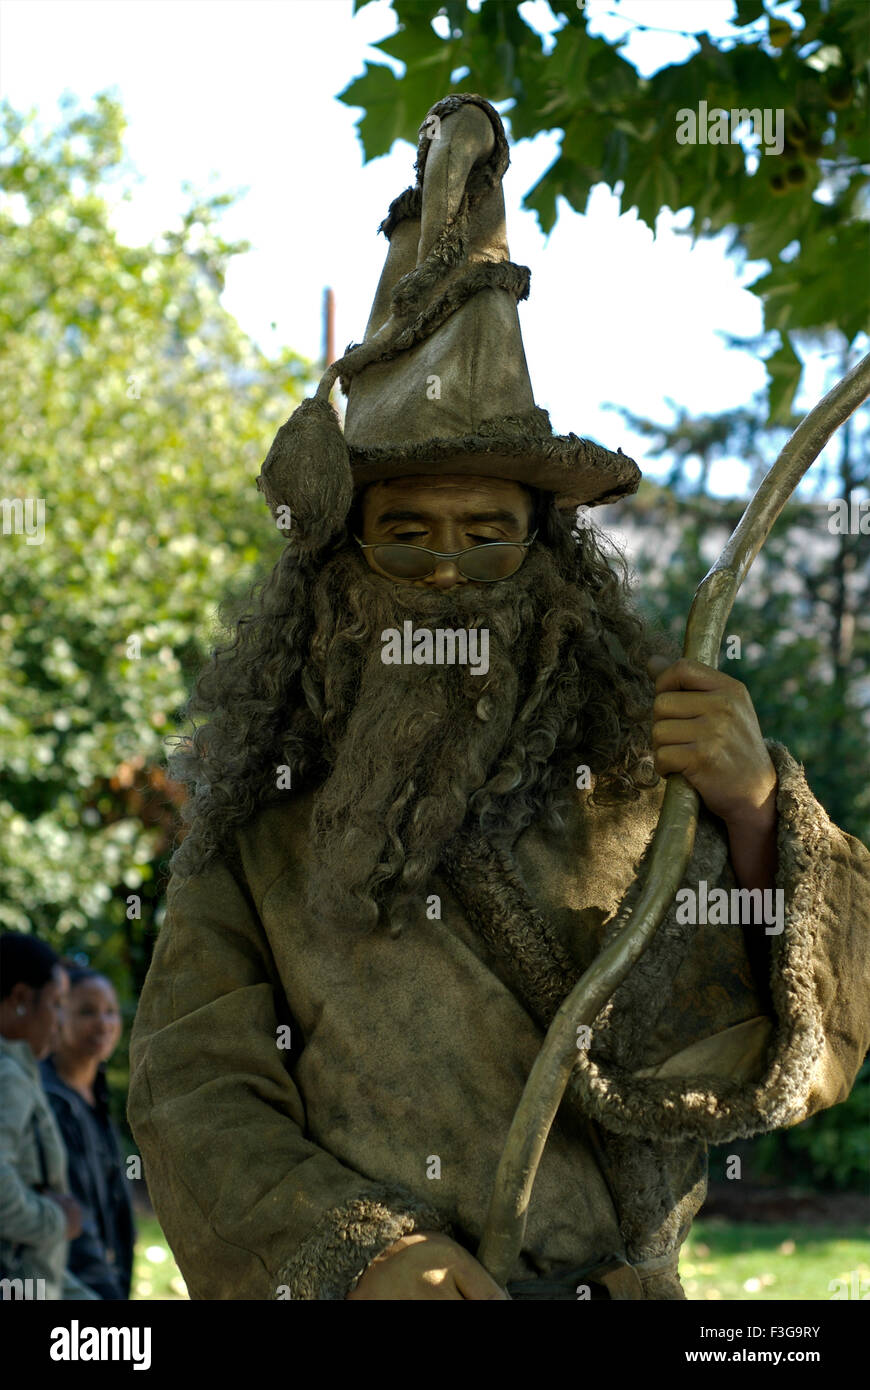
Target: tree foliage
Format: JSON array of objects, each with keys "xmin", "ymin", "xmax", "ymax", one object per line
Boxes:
[
  {"xmin": 603, "ymin": 353, "xmax": 869, "ymax": 844},
  {"xmin": 0, "ymin": 93, "xmax": 309, "ymax": 1004},
  {"xmin": 342, "ymin": 0, "xmax": 869, "ymax": 422},
  {"xmin": 597, "ymin": 375, "xmax": 869, "ymax": 1192}
]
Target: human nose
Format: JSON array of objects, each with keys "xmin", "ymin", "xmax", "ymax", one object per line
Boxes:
[{"xmin": 427, "ymin": 560, "xmax": 464, "ymax": 589}]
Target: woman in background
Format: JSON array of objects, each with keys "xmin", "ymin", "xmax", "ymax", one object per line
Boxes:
[
  {"xmin": 42, "ymin": 965, "xmax": 135, "ymax": 1300},
  {"xmin": 0, "ymin": 932, "xmax": 100, "ymax": 1300}
]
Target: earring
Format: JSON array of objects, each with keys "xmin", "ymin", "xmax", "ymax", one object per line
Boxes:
[{"xmin": 16, "ymin": 1005, "xmax": 26, "ymax": 1016}]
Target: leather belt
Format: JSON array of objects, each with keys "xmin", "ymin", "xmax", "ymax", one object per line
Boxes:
[{"xmin": 506, "ymin": 1250, "xmax": 680, "ymax": 1301}]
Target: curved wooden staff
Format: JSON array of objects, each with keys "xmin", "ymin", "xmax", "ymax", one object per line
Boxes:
[{"xmin": 477, "ymin": 351, "xmax": 870, "ymax": 1287}]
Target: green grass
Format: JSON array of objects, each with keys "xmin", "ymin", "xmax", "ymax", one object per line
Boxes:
[
  {"xmin": 681, "ymin": 1219, "xmax": 870, "ymax": 1301},
  {"xmin": 131, "ymin": 1215, "xmax": 188, "ymax": 1300},
  {"xmin": 129, "ymin": 1215, "xmax": 870, "ymax": 1301}
]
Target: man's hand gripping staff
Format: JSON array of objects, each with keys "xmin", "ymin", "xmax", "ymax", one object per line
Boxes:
[{"xmin": 475, "ymin": 351, "xmax": 870, "ymax": 1292}]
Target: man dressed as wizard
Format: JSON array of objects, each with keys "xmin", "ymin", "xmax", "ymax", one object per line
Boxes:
[{"xmin": 128, "ymin": 95, "xmax": 870, "ymax": 1301}]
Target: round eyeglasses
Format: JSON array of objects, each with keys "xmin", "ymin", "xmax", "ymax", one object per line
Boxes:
[{"xmin": 354, "ymin": 531, "xmax": 538, "ymax": 582}]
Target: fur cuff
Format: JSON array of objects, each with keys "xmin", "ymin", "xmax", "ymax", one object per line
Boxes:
[
  {"xmin": 274, "ymin": 1185, "xmax": 454, "ymax": 1300},
  {"xmin": 567, "ymin": 742, "xmax": 829, "ymax": 1143}
]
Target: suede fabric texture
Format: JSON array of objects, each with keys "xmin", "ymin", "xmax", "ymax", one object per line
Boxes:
[
  {"xmin": 127, "ymin": 740, "xmax": 869, "ymax": 1301},
  {"xmin": 256, "ymin": 93, "xmax": 640, "ymax": 538},
  {"xmin": 341, "ymin": 93, "xmax": 641, "ymax": 508}
]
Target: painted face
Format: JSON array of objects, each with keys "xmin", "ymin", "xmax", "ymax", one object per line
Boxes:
[{"xmin": 359, "ymin": 475, "xmax": 534, "ymax": 590}]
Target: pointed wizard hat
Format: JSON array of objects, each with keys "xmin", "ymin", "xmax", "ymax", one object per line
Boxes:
[{"xmin": 258, "ymin": 94, "xmax": 640, "ymax": 550}]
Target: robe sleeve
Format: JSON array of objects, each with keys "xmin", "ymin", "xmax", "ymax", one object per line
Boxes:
[
  {"xmin": 127, "ymin": 855, "xmax": 452, "ymax": 1301},
  {"xmin": 567, "ymin": 741, "xmax": 870, "ymax": 1143},
  {"xmin": 763, "ymin": 740, "xmax": 870, "ymax": 1124}
]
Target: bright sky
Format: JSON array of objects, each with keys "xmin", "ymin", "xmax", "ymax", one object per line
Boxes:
[{"xmin": 0, "ymin": 0, "xmax": 862, "ymax": 497}]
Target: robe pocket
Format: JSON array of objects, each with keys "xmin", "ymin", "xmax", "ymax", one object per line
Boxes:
[{"xmin": 631, "ymin": 1016, "xmax": 774, "ymax": 1084}]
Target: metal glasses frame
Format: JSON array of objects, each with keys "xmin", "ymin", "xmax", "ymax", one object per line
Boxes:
[{"xmin": 353, "ymin": 530, "xmax": 538, "ymax": 582}]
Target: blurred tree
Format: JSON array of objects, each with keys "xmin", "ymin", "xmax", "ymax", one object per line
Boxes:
[
  {"xmin": 341, "ymin": 0, "xmax": 869, "ymax": 422},
  {"xmin": 602, "ymin": 344, "xmax": 869, "ymax": 843},
  {"xmin": 744, "ymin": 1056, "xmax": 870, "ymax": 1190},
  {"xmin": 596, "ymin": 347, "xmax": 869, "ymax": 1192},
  {"xmin": 0, "ymin": 93, "xmax": 310, "ymax": 1020}
]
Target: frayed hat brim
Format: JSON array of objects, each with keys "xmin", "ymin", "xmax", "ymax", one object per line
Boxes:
[{"xmin": 348, "ymin": 429, "xmax": 641, "ymax": 509}]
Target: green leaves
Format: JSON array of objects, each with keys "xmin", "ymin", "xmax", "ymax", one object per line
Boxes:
[
  {"xmin": 763, "ymin": 333, "xmax": 803, "ymax": 425},
  {"xmin": 341, "ymin": 65, "xmax": 423, "ymax": 159},
  {"xmin": 733, "ymin": 0, "xmax": 768, "ymax": 26},
  {"xmin": 338, "ymin": 0, "xmax": 869, "ymax": 413},
  {"xmin": 750, "ymin": 215, "xmax": 870, "ymax": 348},
  {"xmin": 0, "ymin": 92, "xmax": 311, "ymax": 954}
]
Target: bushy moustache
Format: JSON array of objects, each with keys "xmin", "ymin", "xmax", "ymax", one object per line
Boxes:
[{"xmin": 303, "ymin": 544, "xmax": 582, "ymax": 935}]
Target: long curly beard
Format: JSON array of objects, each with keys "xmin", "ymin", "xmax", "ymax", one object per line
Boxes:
[
  {"xmin": 167, "ymin": 506, "xmax": 663, "ymax": 909},
  {"xmin": 302, "ymin": 543, "xmax": 638, "ymax": 935}
]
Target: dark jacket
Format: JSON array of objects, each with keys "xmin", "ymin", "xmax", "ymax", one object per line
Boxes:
[{"xmin": 40, "ymin": 1057, "xmax": 135, "ymax": 1300}]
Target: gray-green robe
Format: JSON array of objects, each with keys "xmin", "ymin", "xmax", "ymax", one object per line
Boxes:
[{"xmin": 127, "ymin": 741, "xmax": 869, "ymax": 1299}]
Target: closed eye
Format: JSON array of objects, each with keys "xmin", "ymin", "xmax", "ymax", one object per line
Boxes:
[{"xmin": 389, "ymin": 532, "xmax": 507, "ymax": 544}]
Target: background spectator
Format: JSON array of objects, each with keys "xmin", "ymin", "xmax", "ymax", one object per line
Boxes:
[
  {"xmin": 0, "ymin": 933, "xmax": 100, "ymax": 1300},
  {"xmin": 42, "ymin": 965, "xmax": 135, "ymax": 1300}
]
